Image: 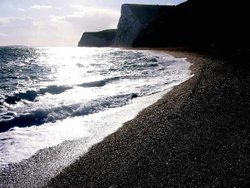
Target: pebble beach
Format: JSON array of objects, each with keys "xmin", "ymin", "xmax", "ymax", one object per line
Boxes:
[{"xmin": 46, "ymin": 49, "xmax": 250, "ymax": 187}]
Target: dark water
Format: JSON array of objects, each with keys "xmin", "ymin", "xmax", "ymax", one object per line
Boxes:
[{"xmin": 0, "ymin": 47, "xmax": 191, "ymax": 168}]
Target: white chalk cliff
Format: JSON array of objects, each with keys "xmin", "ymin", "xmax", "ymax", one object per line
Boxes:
[{"xmin": 114, "ymin": 4, "xmax": 173, "ymax": 47}]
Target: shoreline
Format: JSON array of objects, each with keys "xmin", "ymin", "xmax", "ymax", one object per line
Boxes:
[
  {"xmin": 47, "ymin": 49, "xmax": 250, "ymax": 187},
  {"xmin": 1, "ymin": 48, "xmax": 249, "ymax": 187},
  {"xmin": 0, "ymin": 48, "xmax": 192, "ymax": 187}
]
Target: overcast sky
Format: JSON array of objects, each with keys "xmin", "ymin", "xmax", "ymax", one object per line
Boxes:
[{"xmin": 0, "ymin": 0, "xmax": 185, "ymax": 46}]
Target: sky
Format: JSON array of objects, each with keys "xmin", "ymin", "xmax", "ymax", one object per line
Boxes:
[{"xmin": 0, "ymin": 0, "xmax": 185, "ymax": 47}]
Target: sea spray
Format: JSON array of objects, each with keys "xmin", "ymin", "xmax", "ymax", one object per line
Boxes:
[{"xmin": 0, "ymin": 47, "xmax": 191, "ymax": 170}]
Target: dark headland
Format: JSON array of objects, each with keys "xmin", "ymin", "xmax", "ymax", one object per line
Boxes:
[{"xmin": 50, "ymin": 0, "xmax": 250, "ymax": 187}]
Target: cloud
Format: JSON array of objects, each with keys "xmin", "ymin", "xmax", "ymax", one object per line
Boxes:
[
  {"xmin": 17, "ymin": 8, "xmax": 25, "ymax": 12},
  {"xmin": 0, "ymin": 33, "xmax": 8, "ymax": 37},
  {"xmin": 44, "ymin": 6, "xmax": 120, "ymax": 46},
  {"xmin": 0, "ymin": 17, "xmax": 33, "ymax": 25},
  {"xmin": 0, "ymin": 18, "xmax": 9, "ymax": 25},
  {"xmin": 49, "ymin": 13, "xmax": 83, "ymax": 23},
  {"xmin": 70, "ymin": 4, "xmax": 87, "ymax": 10},
  {"xmin": 50, "ymin": 6, "xmax": 119, "ymax": 24},
  {"xmin": 30, "ymin": 5, "xmax": 53, "ymax": 9}
]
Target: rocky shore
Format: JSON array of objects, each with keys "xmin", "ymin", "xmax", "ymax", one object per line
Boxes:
[{"xmin": 46, "ymin": 50, "xmax": 250, "ymax": 187}]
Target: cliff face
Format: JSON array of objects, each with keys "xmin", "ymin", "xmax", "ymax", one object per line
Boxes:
[
  {"xmin": 78, "ymin": 0, "xmax": 249, "ymax": 53},
  {"xmin": 114, "ymin": 4, "xmax": 174, "ymax": 47},
  {"xmin": 133, "ymin": 0, "xmax": 250, "ymax": 52},
  {"xmin": 78, "ymin": 29, "xmax": 116, "ymax": 47}
]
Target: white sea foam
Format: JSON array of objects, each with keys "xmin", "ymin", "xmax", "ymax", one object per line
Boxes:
[{"xmin": 0, "ymin": 47, "xmax": 191, "ymax": 170}]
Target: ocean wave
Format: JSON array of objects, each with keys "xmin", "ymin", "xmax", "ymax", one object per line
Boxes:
[
  {"xmin": 3, "ymin": 76, "xmax": 123, "ymax": 106},
  {"xmin": 4, "ymin": 90, "xmax": 38, "ymax": 105},
  {"xmin": 78, "ymin": 77, "xmax": 120, "ymax": 88},
  {"xmin": 0, "ymin": 93, "xmax": 138, "ymax": 133},
  {"xmin": 0, "ymin": 47, "xmax": 192, "ymax": 169},
  {"xmin": 38, "ymin": 85, "xmax": 72, "ymax": 95},
  {"xmin": 4, "ymin": 85, "xmax": 72, "ymax": 105}
]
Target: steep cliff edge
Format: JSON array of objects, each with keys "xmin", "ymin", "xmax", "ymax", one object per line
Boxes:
[
  {"xmin": 133, "ymin": 0, "xmax": 250, "ymax": 52},
  {"xmin": 78, "ymin": 29, "xmax": 116, "ymax": 47},
  {"xmin": 113, "ymin": 4, "xmax": 173, "ymax": 47},
  {"xmin": 78, "ymin": 0, "xmax": 250, "ymax": 53}
]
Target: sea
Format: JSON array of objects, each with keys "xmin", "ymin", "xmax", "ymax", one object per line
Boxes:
[{"xmin": 0, "ymin": 47, "xmax": 191, "ymax": 185}]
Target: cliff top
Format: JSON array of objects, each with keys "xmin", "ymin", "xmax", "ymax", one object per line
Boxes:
[
  {"xmin": 82, "ymin": 29, "xmax": 116, "ymax": 40},
  {"xmin": 122, "ymin": 4, "xmax": 174, "ymax": 24}
]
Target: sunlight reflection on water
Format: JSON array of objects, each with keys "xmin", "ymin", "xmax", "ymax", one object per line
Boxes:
[{"xmin": 0, "ymin": 47, "xmax": 191, "ymax": 168}]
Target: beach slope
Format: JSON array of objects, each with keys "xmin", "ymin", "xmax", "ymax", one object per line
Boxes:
[{"xmin": 47, "ymin": 50, "xmax": 250, "ymax": 187}]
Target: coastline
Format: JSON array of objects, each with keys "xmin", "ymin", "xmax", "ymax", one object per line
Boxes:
[
  {"xmin": 0, "ymin": 48, "xmax": 192, "ymax": 187},
  {"xmin": 1, "ymin": 0, "xmax": 249, "ymax": 186},
  {"xmin": 46, "ymin": 49, "xmax": 250, "ymax": 187}
]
